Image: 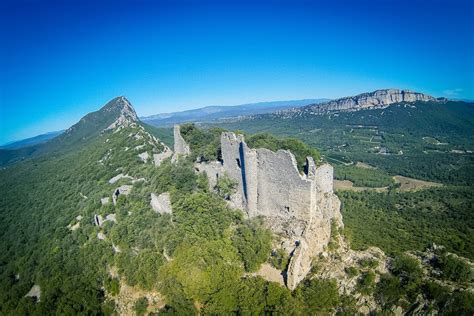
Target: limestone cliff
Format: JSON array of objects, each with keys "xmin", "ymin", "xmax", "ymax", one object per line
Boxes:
[
  {"xmin": 189, "ymin": 128, "xmax": 343, "ymax": 290},
  {"xmin": 286, "ymin": 89, "xmax": 446, "ymax": 115}
]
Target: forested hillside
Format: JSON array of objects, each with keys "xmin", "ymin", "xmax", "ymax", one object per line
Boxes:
[{"xmin": 1, "ymin": 98, "xmax": 472, "ymax": 315}]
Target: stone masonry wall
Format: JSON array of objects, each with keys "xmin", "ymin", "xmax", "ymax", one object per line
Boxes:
[
  {"xmin": 176, "ymin": 128, "xmax": 343, "ymax": 290},
  {"xmin": 218, "ymin": 132, "xmax": 342, "ymax": 289},
  {"xmin": 172, "ymin": 125, "xmax": 190, "ymax": 162}
]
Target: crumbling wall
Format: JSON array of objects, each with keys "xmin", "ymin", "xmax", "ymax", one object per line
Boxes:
[
  {"xmin": 172, "ymin": 125, "xmax": 190, "ymax": 162},
  {"xmin": 216, "ymin": 132, "xmax": 343, "ymax": 290}
]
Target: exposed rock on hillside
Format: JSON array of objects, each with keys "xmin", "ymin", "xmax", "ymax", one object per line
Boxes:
[
  {"xmin": 104, "ymin": 96, "xmax": 139, "ymax": 131},
  {"xmin": 108, "ymin": 173, "xmax": 134, "ymax": 184},
  {"xmin": 282, "ymin": 89, "xmax": 446, "ymax": 116},
  {"xmin": 25, "ymin": 285, "xmax": 41, "ymax": 302},
  {"xmin": 153, "ymin": 146, "xmax": 173, "ymax": 166},
  {"xmin": 112, "ymin": 185, "xmax": 132, "ymax": 205},
  {"xmin": 150, "ymin": 192, "xmax": 172, "ymax": 214}
]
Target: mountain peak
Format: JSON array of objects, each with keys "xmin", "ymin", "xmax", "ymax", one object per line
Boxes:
[
  {"xmin": 101, "ymin": 96, "xmax": 139, "ymax": 131},
  {"xmin": 58, "ymin": 96, "xmax": 139, "ymax": 146}
]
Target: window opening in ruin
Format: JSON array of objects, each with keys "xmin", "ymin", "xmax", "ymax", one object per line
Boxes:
[
  {"xmin": 217, "ymin": 147, "xmax": 223, "ymax": 163},
  {"xmin": 236, "ymin": 158, "xmax": 242, "ymax": 168}
]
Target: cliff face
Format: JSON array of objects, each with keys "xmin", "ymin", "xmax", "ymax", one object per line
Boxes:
[
  {"xmin": 190, "ymin": 128, "xmax": 343, "ymax": 290},
  {"xmin": 299, "ymin": 89, "xmax": 444, "ymax": 114}
]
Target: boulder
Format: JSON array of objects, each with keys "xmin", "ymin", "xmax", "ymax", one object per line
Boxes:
[
  {"xmin": 150, "ymin": 192, "xmax": 172, "ymax": 214},
  {"xmin": 113, "ymin": 185, "xmax": 132, "ymax": 205}
]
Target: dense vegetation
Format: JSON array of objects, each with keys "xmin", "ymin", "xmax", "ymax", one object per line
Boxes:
[
  {"xmin": 1, "ymin": 100, "xmax": 473, "ymax": 314},
  {"xmin": 340, "ymin": 187, "xmax": 474, "ymax": 259},
  {"xmin": 375, "ymin": 253, "xmax": 474, "ymax": 314},
  {"xmin": 179, "ymin": 123, "xmax": 224, "ymax": 162},
  {"xmin": 334, "ymin": 164, "xmax": 395, "ymax": 187},
  {"xmin": 0, "ymin": 122, "xmax": 343, "ymax": 315},
  {"xmin": 245, "ymin": 133, "xmax": 321, "ymax": 171}
]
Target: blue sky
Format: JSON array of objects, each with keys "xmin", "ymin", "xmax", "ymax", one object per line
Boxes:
[{"xmin": 0, "ymin": 0, "xmax": 473, "ymax": 144}]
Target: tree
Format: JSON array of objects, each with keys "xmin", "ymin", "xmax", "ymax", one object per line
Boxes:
[{"xmin": 232, "ymin": 219, "xmax": 272, "ymax": 272}]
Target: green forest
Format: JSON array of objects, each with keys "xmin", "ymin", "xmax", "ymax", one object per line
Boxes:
[{"xmin": 0, "ymin": 110, "xmax": 473, "ymax": 315}]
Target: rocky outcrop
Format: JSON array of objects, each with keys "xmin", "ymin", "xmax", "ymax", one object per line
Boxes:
[
  {"xmin": 150, "ymin": 192, "xmax": 172, "ymax": 214},
  {"xmin": 25, "ymin": 285, "xmax": 41, "ymax": 302},
  {"xmin": 138, "ymin": 152, "xmax": 149, "ymax": 163},
  {"xmin": 154, "ymin": 146, "xmax": 173, "ymax": 166},
  {"xmin": 195, "ymin": 131, "xmax": 343, "ymax": 289},
  {"xmin": 109, "ymin": 173, "xmax": 134, "ymax": 184},
  {"xmin": 297, "ymin": 89, "xmax": 445, "ymax": 114},
  {"xmin": 104, "ymin": 96, "xmax": 139, "ymax": 131},
  {"xmin": 171, "ymin": 125, "xmax": 190, "ymax": 162},
  {"xmin": 113, "ymin": 185, "xmax": 132, "ymax": 205}
]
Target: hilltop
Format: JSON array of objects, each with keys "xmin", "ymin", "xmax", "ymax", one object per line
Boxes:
[{"xmin": 0, "ymin": 97, "xmax": 163, "ymax": 166}]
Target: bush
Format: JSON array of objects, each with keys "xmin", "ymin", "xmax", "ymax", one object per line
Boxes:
[
  {"xmin": 390, "ymin": 254, "xmax": 423, "ymax": 301},
  {"xmin": 104, "ymin": 278, "xmax": 120, "ymax": 296},
  {"xmin": 437, "ymin": 254, "xmax": 473, "ymax": 283},
  {"xmin": 345, "ymin": 266, "xmax": 359, "ymax": 278},
  {"xmin": 359, "ymin": 257, "xmax": 378, "ymax": 269},
  {"xmin": 134, "ymin": 297, "xmax": 148, "ymax": 316},
  {"xmin": 357, "ymin": 271, "xmax": 376, "ymax": 295},
  {"xmin": 246, "ymin": 133, "xmax": 320, "ymax": 171},
  {"xmin": 269, "ymin": 248, "xmax": 290, "ymax": 271},
  {"xmin": 375, "ymin": 274, "xmax": 403, "ymax": 306},
  {"xmin": 232, "ymin": 219, "xmax": 272, "ymax": 272},
  {"xmin": 179, "ymin": 124, "xmax": 224, "ymax": 162},
  {"xmin": 214, "ymin": 174, "xmax": 237, "ymax": 200},
  {"xmin": 296, "ymin": 279, "xmax": 340, "ymax": 314}
]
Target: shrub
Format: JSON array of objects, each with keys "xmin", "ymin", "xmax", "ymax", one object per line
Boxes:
[
  {"xmin": 296, "ymin": 278, "xmax": 340, "ymax": 314},
  {"xmin": 357, "ymin": 271, "xmax": 376, "ymax": 295},
  {"xmin": 269, "ymin": 248, "xmax": 290, "ymax": 271},
  {"xmin": 345, "ymin": 266, "xmax": 359, "ymax": 278},
  {"xmin": 232, "ymin": 219, "xmax": 272, "ymax": 272},
  {"xmin": 437, "ymin": 254, "xmax": 473, "ymax": 283},
  {"xmin": 214, "ymin": 174, "xmax": 237, "ymax": 200},
  {"xmin": 134, "ymin": 297, "xmax": 148, "ymax": 316},
  {"xmin": 246, "ymin": 133, "xmax": 320, "ymax": 171}
]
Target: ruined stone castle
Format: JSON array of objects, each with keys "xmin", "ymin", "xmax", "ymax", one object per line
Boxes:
[{"xmin": 177, "ymin": 126, "xmax": 343, "ymax": 290}]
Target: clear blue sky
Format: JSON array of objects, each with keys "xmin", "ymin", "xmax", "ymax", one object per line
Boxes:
[{"xmin": 1, "ymin": 0, "xmax": 473, "ymax": 144}]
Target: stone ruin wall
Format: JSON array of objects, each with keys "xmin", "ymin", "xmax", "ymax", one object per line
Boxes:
[
  {"xmin": 172, "ymin": 125, "xmax": 190, "ymax": 162},
  {"xmin": 177, "ymin": 126, "xmax": 343, "ymax": 289}
]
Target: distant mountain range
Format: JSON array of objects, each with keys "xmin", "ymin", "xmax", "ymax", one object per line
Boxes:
[
  {"xmin": 0, "ymin": 130, "xmax": 63, "ymax": 150},
  {"xmin": 2, "ymin": 99, "xmax": 328, "ymax": 150},
  {"xmin": 141, "ymin": 99, "xmax": 329, "ymax": 127}
]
